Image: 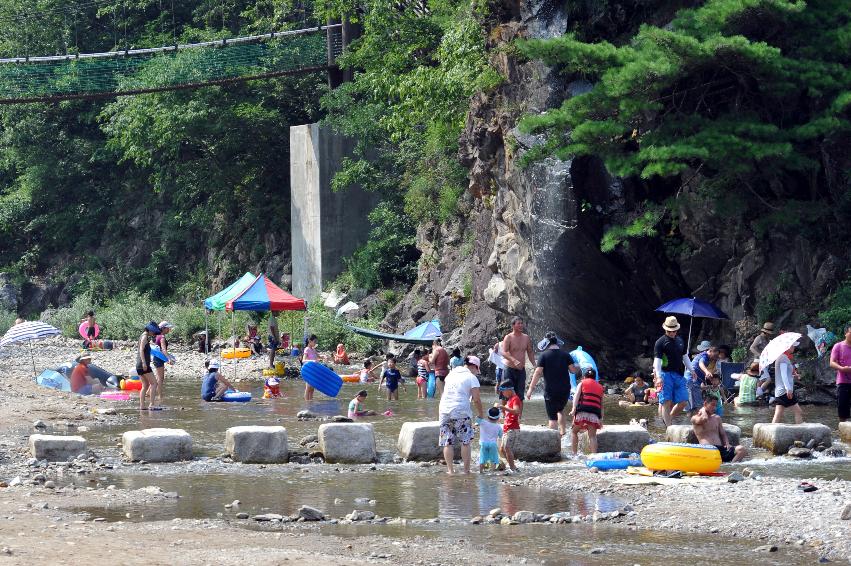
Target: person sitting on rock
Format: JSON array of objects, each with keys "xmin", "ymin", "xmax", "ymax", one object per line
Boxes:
[
  {"xmin": 624, "ymin": 372, "xmax": 650, "ymax": 404},
  {"xmin": 692, "ymin": 396, "xmax": 747, "ymax": 463}
]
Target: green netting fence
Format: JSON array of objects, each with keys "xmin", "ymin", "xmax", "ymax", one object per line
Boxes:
[{"xmin": 0, "ymin": 26, "xmax": 337, "ymax": 102}]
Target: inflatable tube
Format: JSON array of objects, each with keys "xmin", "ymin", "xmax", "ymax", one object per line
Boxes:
[
  {"xmin": 121, "ymin": 378, "xmax": 142, "ymax": 391},
  {"xmin": 641, "ymin": 442, "xmax": 722, "ymax": 474},
  {"xmin": 82, "ymin": 339, "xmax": 114, "ymax": 351},
  {"xmin": 79, "ymin": 321, "xmax": 100, "ymax": 340},
  {"xmin": 426, "ymin": 371, "xmax": 436, "ymax": 398},
  {"xmin": 569, "ymin": 346, "xmax": 600, "ymax": 383},
  {"xmin": 586, "ymin": 458, "xmax": 643, "ymax": 470},
  {"xmin": 150, "ymin": 345, "xmax": 173, "ymax": 363},
  {"xmin": 341, "ymin": 374, "xmax": 360, "ymax": 383},
  {"xmin": 100, "ymin": 391, "xmax": 130, "ymax": 401},
  {"xmin": 222, "ymin": 347, "xmax": 251, "ymax": 359},
  {"xmin": 222, "ymin": 391, "xmax": 252, "ymax": 403},
  {"xmin": 300, "ymin": 361, "xmax": 343, "ymax": 398},
  {"xmin": 37, "ymin": 369, "xmax": 71, "ymax": 392},
  {"xmin": 87, "ymin": 364, "xmax": 119, "ymax": 387}
]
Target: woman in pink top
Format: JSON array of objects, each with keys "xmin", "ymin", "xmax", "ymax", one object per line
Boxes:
[
  {"xmin": 829, "ymin": 324, "xmax": 851, "ymax": 422},
  {"xmin": 302, "ymin": 334, "xmax": 320, "ymax": 400}
]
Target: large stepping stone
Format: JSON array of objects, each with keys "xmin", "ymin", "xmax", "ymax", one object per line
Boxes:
[
  {"xmin": 122, "ymin": 428, "xmax": 193, "ymax": 462},
  {"xmin": 396, "ymin": 421, "xmax": 465, "ymax": 461},
  {"xmin": 225, "ymin": 426, "xmax": 288, "ymax": 464},
  {"xmin": 666, "ymin": 424, "xmax": 741, "ymax": 446},
  {"xmin": 318, "ymin": 423, "xmax": 376, "ymax": 464},
  {"xmin": 503, "ymin": 425, "xmax": 561, "ymax": 462},
  {"xmin": 752, "ymin": 423, "xmax": 832, "ymax": 455},
  {"xmin": 579, "ymin": 424, "xmax": 650, "ymax": 454},
  {"xmin": 29, "ymin": 435, "xmax": 86, "ymax": 462}
]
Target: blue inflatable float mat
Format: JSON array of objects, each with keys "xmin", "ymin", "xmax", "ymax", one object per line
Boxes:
[
  {"xmin": 301, "ymin": 361, "xmax": 343, "ymax": 398},
  {"xmin": 222, "ymin": 391, "xmax": 252, "ymax": 402}
]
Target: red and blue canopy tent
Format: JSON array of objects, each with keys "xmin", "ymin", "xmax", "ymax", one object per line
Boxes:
[{"xmin": 223, "ymin": 273, "xmax": 307, "ymax": 380}]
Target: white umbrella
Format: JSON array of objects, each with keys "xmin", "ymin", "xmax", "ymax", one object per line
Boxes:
[
  {"xmin": 0, "ymin": 321, "xmax": 62, "ymax": 374},
  {"xmin": 758, "ymin": 332, "xmax": 802, "ymax": 371}
]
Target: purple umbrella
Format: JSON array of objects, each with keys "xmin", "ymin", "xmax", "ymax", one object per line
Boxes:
[{"xmin": 656, "ymin": 297, "xmax": 729, "ymax": 352}]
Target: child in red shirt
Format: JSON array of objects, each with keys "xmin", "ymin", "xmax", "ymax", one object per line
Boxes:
[{"xmin": 497, "ymin": 380, "xmax": 522, "ymax": 472}]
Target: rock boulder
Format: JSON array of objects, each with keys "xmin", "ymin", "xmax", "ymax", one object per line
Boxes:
[
  {"xmin": 579, "ymin": 424, "xmax": 650, "ymax": 454},
  {"xmin": 666, "ymin": 424, "xmax": 741, "ymax": 446},
  {"xmin": 28, "ymin": 435, "xmax": 86, "ymax": 462},
  {"xmin": 752, "ymin": 423, "xmax": 832, "ymax": 455},
  {"xmin": 503, "ymin": 425, "xmax": 561, "ymax": 462},
  {"xmin": 225, "ymin": 426, "xmax": 288, "ymax": 464},
  {"xmin": 397, "ymin": 421, "xmax": 461, "ymax": 461},
  {"xmin": 318, "ymin": 423, "xmax": 376, "ymax": 464},
  {"xmin": 122, "ymin": 428, "xmax": 193, "ymax": 462}
]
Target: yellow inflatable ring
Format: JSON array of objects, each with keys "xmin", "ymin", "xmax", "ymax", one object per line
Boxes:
[
  {"xmin": 341, "ymin": 374, "xmax": 360, "ymax": 383},
  {"xmin": 640, "ymin": 442, "xmax": 721, "ymax": 474},
  {"xmin": 222, "ymin": 347, "xmax": 251, "ymax": 359}
]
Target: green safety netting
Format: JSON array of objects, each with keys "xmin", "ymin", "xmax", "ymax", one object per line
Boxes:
[{"xmin": 0, "ymin": 29, "xmax": 330, "ymax": 102}]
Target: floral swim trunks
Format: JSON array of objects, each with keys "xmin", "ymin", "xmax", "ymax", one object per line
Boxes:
[{"xmin": 438, "ymin": 416, "xmax": 474, "ymax": 446}]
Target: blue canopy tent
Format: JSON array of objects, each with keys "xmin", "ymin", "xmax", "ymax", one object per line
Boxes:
[
  {"xmin": 202, "ymin": 272, "xmax": 255, "ymax": 355},
  {"xmin": 347, "ymin": 319, "xmax": 442, "ymax": 346},
  {"xmin": 656, "ymin": 297, "xmax": 729, "ymax": 353}
]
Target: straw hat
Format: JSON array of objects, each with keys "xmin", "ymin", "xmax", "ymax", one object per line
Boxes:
[
  {"xmin": 662, "ymin": 316, "xmax": 681, "ymax": 331},
  {"xmin": 746, "ymin": 362, "xmax": 760, "ymax": 376},
  {"xmin": 761, "ymin": 322, "xmax": 776, "ymax": 335}
]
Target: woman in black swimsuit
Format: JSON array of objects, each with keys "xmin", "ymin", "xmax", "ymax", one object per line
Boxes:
[{"xmin": 137, "ymin": 321, "xmax": 161, "ymax": 410}]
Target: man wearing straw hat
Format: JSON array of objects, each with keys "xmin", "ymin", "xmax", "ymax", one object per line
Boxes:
[
  {"xmin": 653, "ymin": 316, "xmax": 692, "ymax": 426},
  {"xmin": 749, "ymin": 322, "xmax": 776, "ymax": 363}
]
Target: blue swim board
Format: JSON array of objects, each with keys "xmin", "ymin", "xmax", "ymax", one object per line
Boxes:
[
  {"xmin": 37, "ymin": 369, "xmax": 71, "ymax": 392},
  {"xmin": 301, "ymin": 361, "xmax": 343, "ymax": 398},
  {"xmin": 426, "ymin": 371, "xmax": 436, "ymax": 398},
  {"xmin": 222, "ymin": 391, "xmax": 252, "ymax": 402},
  {"xmin": 151, "ymin": 345, "xmax": 169, "ymax": 362}
]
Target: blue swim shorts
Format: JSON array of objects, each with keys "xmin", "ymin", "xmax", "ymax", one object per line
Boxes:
[
  {"xmin": 659, "ymin": 371, "xmax": 688, "ymax": 405},
  {"xmin": 479, "ymin": 441, "xmax": 500, "ymax": 466}
]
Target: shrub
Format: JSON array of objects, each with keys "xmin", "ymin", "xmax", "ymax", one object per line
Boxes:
[
  {"xmin": 0, "ymin": 309, "xmax": 16, "ymax": 335},
  {"xmin": 819, "ymin": 278, "xmax": 851, "ymax": 335}
]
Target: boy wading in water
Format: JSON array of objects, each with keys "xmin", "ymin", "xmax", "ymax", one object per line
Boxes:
[
  {"xmin": 497, "ymin": 380, "xmax": 522, "ymax": 473},
  {"xmin": 692, "ymin": 396, "xmax": 747, "ymax": 462}
]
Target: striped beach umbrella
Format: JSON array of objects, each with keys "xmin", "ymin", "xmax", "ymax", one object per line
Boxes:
[{"xmin": 1, "ymin": 320, "xmax": 61, "ymax": 374}]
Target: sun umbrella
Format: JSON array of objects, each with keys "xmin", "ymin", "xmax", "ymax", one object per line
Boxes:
[
  {"xmin": 758, "ymin": 332, "xmax": 802, "ymax": 371},
  {"xmin": 656, "ymin": 297, "xmax": 729, "ymax": 353},
  {"xmin": 403, "ymin": 319, "xmax": 442, "ymax": 341},
  {"xmin": 0, "ymin": 321, "xmax": 62, "ymax": 374}
]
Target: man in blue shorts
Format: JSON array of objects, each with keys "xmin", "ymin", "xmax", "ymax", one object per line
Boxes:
[{"xmin": 654, "ymin": 316, "xmax": 691, "ymax": 426}]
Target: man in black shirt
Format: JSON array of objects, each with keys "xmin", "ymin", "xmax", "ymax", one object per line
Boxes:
[
  {"xmin": 654, "ymin": 316, "xmax": 692, "ymax": 426},
  {"xmin": 526, "ymin": 331, "xmax": 577, "ymax": 436}
]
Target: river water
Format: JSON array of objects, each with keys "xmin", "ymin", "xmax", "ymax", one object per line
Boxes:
[{"xmin": 68, "ymin": 376, "xmax": 845, "ymax": 564}]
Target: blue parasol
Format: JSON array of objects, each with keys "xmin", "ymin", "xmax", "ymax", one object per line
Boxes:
[
  {"xmin": 656, "ymin": 297, "xmax": 728, "ymax": 353},
  {"xmin": 403, "ymin": 319, "xmax": 442, "ymax": 341}
]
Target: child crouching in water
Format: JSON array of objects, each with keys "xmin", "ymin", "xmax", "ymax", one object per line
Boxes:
[
  {"xmin": 348, "ymin": 389, "xmax": 376, "ymax": 418},
  {"xmin": 478, "ymin": 406, "xmax": 503, "ymax": 473},
  {"xmin": 263, "ymin": 376, "xmax": 281, "ymax": 398}
]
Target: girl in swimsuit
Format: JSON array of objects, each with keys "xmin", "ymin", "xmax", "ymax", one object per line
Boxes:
[{"xmin": 137, "ymin": 321, "xmax": 161, "ymax": 410}]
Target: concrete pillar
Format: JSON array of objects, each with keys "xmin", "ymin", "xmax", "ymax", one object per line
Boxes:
[{"xmin": 290, "ymin": 123, "xmax": 380, "ymax": 300}]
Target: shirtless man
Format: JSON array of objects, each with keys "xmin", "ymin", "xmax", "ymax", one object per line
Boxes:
[
  {"xmin": 501, "ymin": 316, "xmax": 536, "ymax": 397},
  {"xmin": 691, "ymin": 396, "xmax": 747, "ymax": 463}
]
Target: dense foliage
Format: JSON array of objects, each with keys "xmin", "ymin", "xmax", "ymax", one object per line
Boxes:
[
  {"xmin": 518, "ymin": 0, "xmax": 851, "ymax": 251},
  {"xmin": 0, "ymin": 0, "xmax": 324, "ymax": 305}
]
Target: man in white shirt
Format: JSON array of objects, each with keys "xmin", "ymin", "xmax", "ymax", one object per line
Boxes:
[{"xmin": 438, "ymin": 355, "xmax": 484, "ymax": 475}]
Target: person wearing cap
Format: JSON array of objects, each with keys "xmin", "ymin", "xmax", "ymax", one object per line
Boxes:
[
  {"xmin": 653, "ymin": 316, "xmax": 692, "ymax": 426},
  {"xmin": 526, "ymin": 331, "xmax": 577, "ymax": 436},
  {"xmin": 201, "ymin": 360, "xmax": 237, "ymax": 402},
  {"xmin": 152, "ymin": 321, "xmax": 175, "ymax": 405},
  {"xmin": 501, "ymin": 316, "xmax": 536, "ymax": 398},
  {"xmin": 772, "ymin": 342, "xmax": 803, "ymax": 424},
  {"xmin": 137, "ymin": 321, "xmax": 161, "ymax": 410},
  {"xmin": 829, "ymin": 324, "xmax": 851, "ymax": 422},
  {"xmin": 497, "ymin": 379, "xmax": 522, "ymax": 472},
  {"xmin": 437, "ymin": 355, "xmax": 484, "ymax": 474},
  {"xmin": 733, "ymin": 362, "xmax": 761, "ymax": 406},
  {"xmin": 570, "ymin": 367, "xmax": 605, "ymax": 454},
  {"xmin": 750, "ymin": 322, "xmax": 776, "ymax": 362},
  {"xmin": 263, "ymin": 376, "xmax": 282, "ymax": 399},
  {"xmin": 477, "ymin": 406, "xmax": 503, "ymax": 473},
  {"xmin": 688, "ymin": 342, "xmax": 718, "ymax": 415},
  {"xmin": 70, "ymin": 354, "xmax": 102, "ymax": 395}
]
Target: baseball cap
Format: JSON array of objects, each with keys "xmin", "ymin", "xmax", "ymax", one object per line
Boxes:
[
  {"xmin": 465, "ymin": 355, "xmax": 481, "ymax": 368},
  {"xmin": 208, "ymin": 359, "xmax": 220, "ymax": 370}
]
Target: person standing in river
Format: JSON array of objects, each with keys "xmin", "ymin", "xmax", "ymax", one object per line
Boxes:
[
  {"xmin": 501, "ymin": 316, "xmax": 536, "ymax": 396},
  {"xmin": 137, "ymin": 321, "xmax": 161, "ymax": 411},
  {"xmin": 438, "ymin": 355, "xmax": 484, "ymax": 475},
  {"xmin": 525, "ymin": 331, "xmax": 576, "ymax": 436},
  {"xmin": 430, "ymin": 338, "xmax": 450, "ymax": 398},
  {"xmin": 267, "ymin": 312, "xmax": 280, "ymax": 369},
  {"xmin": 152, "ymin": 321, "xmax": 175, "ymax": 405},
  {"xmin": 772, "ymin": 342, "xmax": 803, "ymax": 424},
  {"xmin": 829, "ymin": 324, "xmax": 851, "ymax": 422},
  {"xmin": 653, "ymin": 316, "xmax": 691, "ymax": 426}
]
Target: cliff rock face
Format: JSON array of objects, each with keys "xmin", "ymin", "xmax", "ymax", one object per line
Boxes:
[{"xmin": 386, "ymin": 0, "xmax": 847, "ymax": 378}]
